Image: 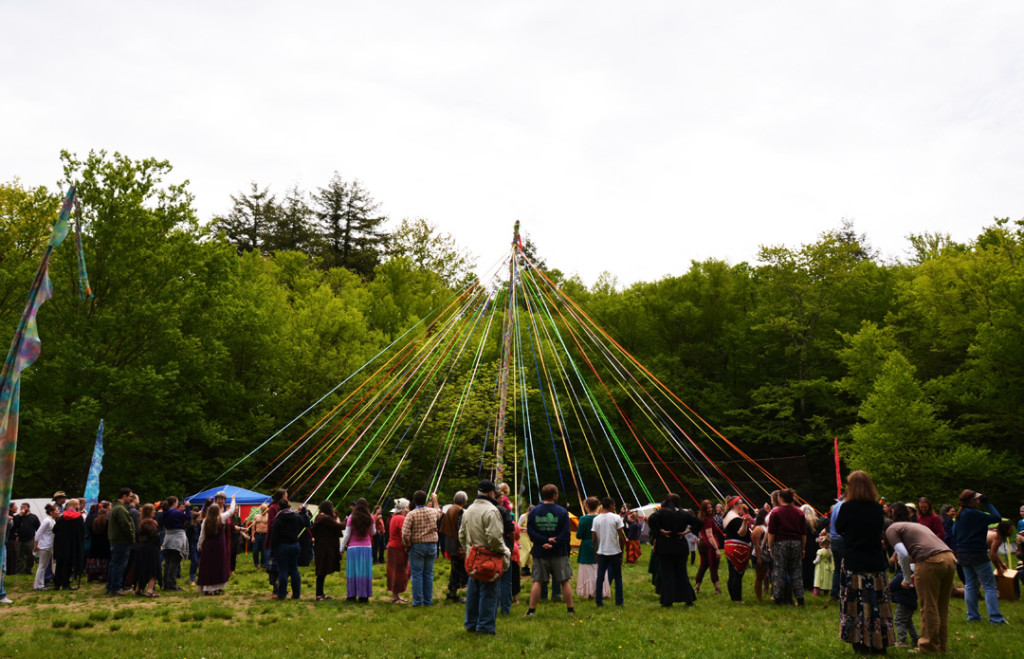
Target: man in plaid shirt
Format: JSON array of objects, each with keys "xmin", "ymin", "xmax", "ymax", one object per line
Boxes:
[{"xmin": 402, "ymin": 490, "xmax": 443, "ymax": 606}]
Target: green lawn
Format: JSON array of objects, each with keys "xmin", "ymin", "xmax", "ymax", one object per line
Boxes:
[{"xmin": 1, "ymin": 554, "xmax": 1021, "ymax": 658}]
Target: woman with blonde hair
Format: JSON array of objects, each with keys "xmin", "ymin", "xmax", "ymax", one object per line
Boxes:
[
  {"xmin": 834, "ymin": 471, "xmax": 895, "ymax": 654},
  {"xmin": 800, "ymin": 504, "xmax": 820, "ymax": 599}
]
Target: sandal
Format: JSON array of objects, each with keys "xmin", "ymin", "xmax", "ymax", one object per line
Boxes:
[
  {"xmin": 316, "ymin": 595, "xmax": 333, "ymax": 601},
  {"xmin": 144, "ymin": 592, "xmax": 160, "ymax": 598}
]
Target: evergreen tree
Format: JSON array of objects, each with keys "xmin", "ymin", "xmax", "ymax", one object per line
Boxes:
[
  {"xmin": 210, "ymin": 182, "xmax": 279, "ymax": 255},
  {"xmin": 312, "ymin": 173, "xmax": 388, "ymax": 277},
  {"xmin": 265, "ymin": 185, "xmax": 319, "ymax": 257}
]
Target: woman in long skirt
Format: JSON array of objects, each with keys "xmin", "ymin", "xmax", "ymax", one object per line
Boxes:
[
  {"xmin": 386, "ymin": 498, "xmax": 410, "ymax": 603},
  {"xmin": 341, "ymin": 498, "xmax": 375, "ymax": 602},
  {"xmin": 133, "ymin": 504, "xmax": 162, "ymax": 596},
  {"xmin": 575, "ymin": 497, "xmax": 609, "ymax": 599},
  {"xmin": 85, "ymin": 503, "xmax": 111, "ymax": 582},
  {"xmin": 835, "ymin": 471, "xmax": 895, "ymax": 654},
  {"xmin": 197, "ymin": 497, "xmax": 236, "ymax": 595}
]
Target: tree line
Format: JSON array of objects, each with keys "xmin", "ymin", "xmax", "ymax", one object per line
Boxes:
[{"xmin": 1, "ymin": 150, "xmax": 1020, "ymax": 511}]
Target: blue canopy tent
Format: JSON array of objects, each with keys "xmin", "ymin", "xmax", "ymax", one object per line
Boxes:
[{"xmin": 187, "ymin": 484, "xmax": 271, "ymax": 522}]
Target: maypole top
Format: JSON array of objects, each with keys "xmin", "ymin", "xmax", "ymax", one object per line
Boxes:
[{"xmin": 512, "ymin": 221, "xmax": 523, "ymax": 250}]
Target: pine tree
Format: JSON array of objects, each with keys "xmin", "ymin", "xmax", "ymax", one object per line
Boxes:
[
  {"xmin": 210, "ymin": 182, "xmax": 279, "ymax": 255},
  {"xmin": 312, "ymin": 173, "xmax": 388, "ymax": 277}
]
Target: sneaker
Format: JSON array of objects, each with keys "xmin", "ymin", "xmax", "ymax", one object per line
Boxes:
[
  {"xmin": 0, "ymin": 598, "xmax": 12, "ymax": 605},
  {"xmin": 990, "ymin": 619, "xmax": 1009, "ymax": 625},
  {"xmin": 524, "ymin": 609, "xmax": 536, "ymax": 617}
]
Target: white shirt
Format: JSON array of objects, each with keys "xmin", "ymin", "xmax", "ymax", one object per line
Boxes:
[
  {"xmin": 592, "ymin": 512, "xmax": 625, "ymax": 556},
  {"xmin": 35, "ymin": 516, "xmax": 55, "ymax": 550}
]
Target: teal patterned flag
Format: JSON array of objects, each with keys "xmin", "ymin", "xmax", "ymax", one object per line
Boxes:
[
  {"xmin": 0, "ymin": 186, "xmax": 78, "ymax": 576},
  {"xmin": 84, "ymin": 419, "xmax": 104, "ymax": 510}
]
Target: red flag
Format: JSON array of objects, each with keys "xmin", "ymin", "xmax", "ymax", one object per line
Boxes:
[{"xmin": 834, "ymin": 437, "xmax": 841, "ymax": 500}]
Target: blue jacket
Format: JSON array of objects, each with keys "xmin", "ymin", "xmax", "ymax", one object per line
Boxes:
[
  {"xmin": 889, "ymin": 570, "xmax": 917, "ymax": 609},
  {"xmin": 952, "ymin": 502, "xmax": 1000, "ymax": 554}
]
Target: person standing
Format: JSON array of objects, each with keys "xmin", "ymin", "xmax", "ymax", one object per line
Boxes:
[
  {"xmin": 592, "ymin": 496, "xmax": 626, "ymax": 607},
  {"xmin": 575, "ymin": 497, "xmax": 606, "ymax": 600},
  {"xmin": 386, "ymin": 498, "xmax": 411, "ymax": 603},
  {"xmin": 86, "ymin": 503, "xmax": 111, "ymax": 583},
  {"xmin": 250, "ymin": 504, "xmax": 269, "ymax": 569},
  {"xmin": 952, "ymin": 489, "xmax": 1006, "ymax": 625},
  {"xmin": 33, "ymin": 504, "xmax": 58, "ymax": 590},
  {"xmin": 525, "ymin": 484, "xmax": 575, "ymax": 617},
  {"xmin": 646, "ymin": 493, "xmax": 698, "ymax": 607},
  {"xmin": 264, "ymin": 489, "xmax": 287, "ymax": 592},
  {"xmin": 722, "ymin": 496, "xmax": 753, "ymax": 603},
  {"xmin": 767, "ymin": 489, "xmax": 807, "ymax": 606},
  {"xmin": 828, "ymin": 495, "xmax": 845, "ymax": 603},
  {"xmin": 106, "ymin": 488, "xmax": 135, "ymax": 596},
  {"xmin": 5, "ymin": 502, "xmax": 18, "ymax": 578},
  {"xmin": 270, "ymin": 495, "xmax": 303, "ymax": 600},
  {"xmin": 340, "ymin": 499, "xmax": 375, "ymax": 602},
  {"xmin": 440, "ymin": 491, "xmax": 468, "ymax": 604},
  {"xmin": 161, "ymin": 497, "xmax": 189, "ymax": 591},
  {"xmin": 835, "ymin": 470, "xmax": 896, "ymax": 654},
  {"xmin": 885, "ymin": 519, "xmax": 956, "ymax": 652},
  {"xmin": 15, "ymin": 503, "xmax": 39, "ymax": 575},
  {"xmin": 694, "ymin": 499, "xmax": 723, "ymax": 595},
  {"xmin": 402, "ymin": 490, "xmax": 443, "ymax": 607},
  {"xmin": 133, "ymin": 504, "xmax": 162, "ymax": 597},
  {"xmin": 459, "ymin": 480, "xmax": 511, "ymax": 634},
  {"xmin": 311, "ymin": 500, "xmax": 344, "ymax": 601},
  {"xmin": 916, "ymin": 497, "xmax": 945, "ymax": 541},
  {"xmin": 372, "ymin": 505, "xmax": 387, "ymax": 565}
]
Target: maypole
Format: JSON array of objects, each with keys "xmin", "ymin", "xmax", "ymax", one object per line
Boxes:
[{"xmin": 494, "ymin": 221, "xmax": 522, "ymax": 486}]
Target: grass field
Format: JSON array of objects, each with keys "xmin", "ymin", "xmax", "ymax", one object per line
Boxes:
[{"xmin": 1, "ymin": 553, "xmax": 1021, "ymax": 658}]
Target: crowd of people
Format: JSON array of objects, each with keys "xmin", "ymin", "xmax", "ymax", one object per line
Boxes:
[{"xmin": 2, "ymin": 474, "xmax": 1020, "ymax": 654}]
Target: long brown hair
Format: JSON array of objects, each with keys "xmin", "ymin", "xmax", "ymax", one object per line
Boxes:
[
  {"xmin": 350, "ymin": 500, "xmax": 372, "ymax": 536},
  {"xmin": 845, "ymin": 471, "xmax": 879, "ymax": 503},
  {"xmin": 203, "ymin": 503, "xmax": 223, "ymax": 538},
  {"xmin": 698, "ymin": 499, "xmax": 714, "ymax": 520}
]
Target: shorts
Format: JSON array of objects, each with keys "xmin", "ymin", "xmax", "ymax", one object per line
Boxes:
[{"xmin": 531, "ymin": 555, "xmax": 572, "ymax": 583}]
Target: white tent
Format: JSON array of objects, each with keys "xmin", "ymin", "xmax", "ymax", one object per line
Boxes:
[{"xmin": 10, "ymin": 497, "xmax": 56, "ymax": 521}]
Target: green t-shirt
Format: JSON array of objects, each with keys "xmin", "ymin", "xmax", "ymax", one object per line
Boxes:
[{"xmin": 576, "ymin": 514, "xmax": 596, "ymax": 564}]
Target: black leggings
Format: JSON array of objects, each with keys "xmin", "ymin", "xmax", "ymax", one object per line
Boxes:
[
  {"xmin": 727, "ymin": 561, "xmax": 744, "ymax": 601},
  {"xmin": 695, "ymin": 545, "xmax": 720, "ymax": 584},
  {"xmin": 316, "ymin": 573, "xmax": 327, "ymax": 598}
]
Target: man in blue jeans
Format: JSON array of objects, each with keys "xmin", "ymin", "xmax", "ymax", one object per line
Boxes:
[
  {"xmin": 953, "ymin": 490, "xmax": 1006, "ymax": 624},
  {"xmin": 106, "ymin": 488, "xmax": 135, "ymax": 596},
  {"xmin": 593, "ymin": 496, "xmax": 626, "ymax": 607},
  {"xmin": 402, "ymin": 490, "xmax": 443, "ymax": 606},
  {"xmin": 459, "ymin": 480, "xmax": 511, "ymax": 634}
]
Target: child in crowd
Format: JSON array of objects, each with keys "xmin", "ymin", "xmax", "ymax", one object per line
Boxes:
[
  {"xmin": 812, "ymin": 535, "xmax": 834, "ymax": 596},
  {"xmin": 889, "ymin": 564, "xmax": 919, "ymax": 648}
]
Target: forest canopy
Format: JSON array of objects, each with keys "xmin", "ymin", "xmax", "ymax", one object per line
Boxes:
[{"xmin": 2, "ymin": 150, "xmax": 1021, "ymax": 511}]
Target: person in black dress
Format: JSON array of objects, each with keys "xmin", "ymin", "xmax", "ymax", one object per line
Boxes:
[{"xmin": 647, "ymin": 493, "xmax": 699, "ymax": 607}]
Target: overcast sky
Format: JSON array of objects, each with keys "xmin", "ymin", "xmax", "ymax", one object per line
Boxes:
[{"xmin": 3, "ymin": 2, "xmax": 1023, "ymax": 286}]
